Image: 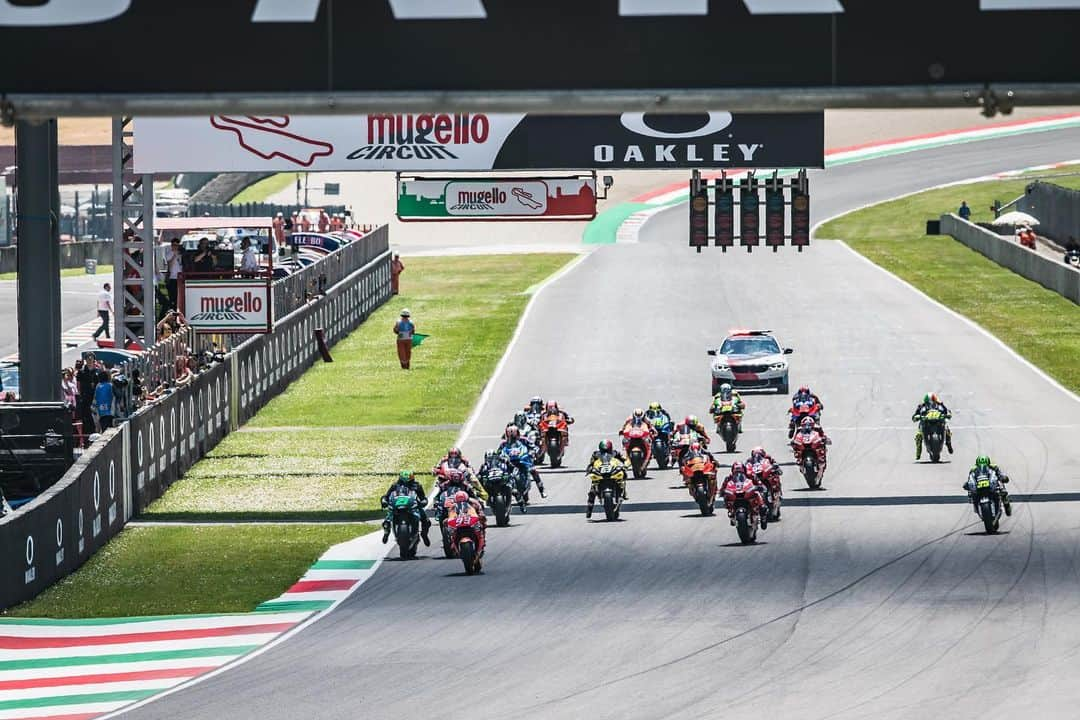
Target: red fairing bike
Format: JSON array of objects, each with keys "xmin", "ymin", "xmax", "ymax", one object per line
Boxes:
[
  {"xmin": 791, "ymin": 426, "xmax": 827, "ymax": 490},
  {"xmin": 539, "ymin": 412, "xmax": 569, "ymax": 468},
  {"xmin": 446, "ymin": 494, "xmax": 486, "ymax": 576},
  {"xmin": 622, "ymin": 424, "xmax": 653, "ymax": 479},
  {"xmin": 722, "ymin": 474, "xmax": 767, "ymax": 545},
  {"xmin": 752, "ymin": 457, "xmax": 783, "ymax": 522}
]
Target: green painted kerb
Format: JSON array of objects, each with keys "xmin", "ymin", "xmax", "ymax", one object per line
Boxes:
[
  {"xmin": 583, "ymin": 202, "xmax": 650, "ymax": 244},
  {"xmin": 309, "ymin": 559, "xmax": 376, "ymax": 570},
  {"xmin": 255, "ymin": 600, "xmax": 334, "ymax": 612},
  {"xmin": 0, "ymin": 645, "xmax": 259, "ymax": 672},
  {"xmin": 0, "ymin": 689, "xmax": 158, "ymax": 711}
]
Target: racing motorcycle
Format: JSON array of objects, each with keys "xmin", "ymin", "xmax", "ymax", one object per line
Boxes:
[
  {"xmin": 539, "ymin": 411, "xmax": 569, "ymax": 468},
  {"xmin": 791, "ymin": 424, "xmax": 827, "ymax": 490},
  {"xmin": 390, "ymin": 492, "xmax": 422, "ymax": 560},
  {"xmin": 587, "ymin": 452, "xmax": 627, "ymax": 522},
  {"xmin": 623, "ymin": 424, "xmax": 653, "ymax": 479},
  {"xmin": 723, "ymin": 473, "xmax": 767, "ymax": 545},
  {"xmin": 446, "ymin": 495, "xmax": 486, "ymax": 575},
  {"xmin": 669, "ymin": 426, "xmax": 699, "ymax": 467},
  {"xmin": 712, "ymin": 401, "xmax": 740, "ymax": 454},
  {"xmin": 752, "ymin": 457, "xmax": 783, "ymax": 522},
  {"xmin": 968, "ymin": 467, "xmax": 1004, "ymax": 534},
  {"xmin": 681, "ymin": 453, "xmax": 717, "ymax": 516},
  {"xmin": 651, "ymin": 417, "xmax": 673, "ymax": 470},
  {"xmin": 433, "ymin": 470, "xmax": 471, "ymax": 558},
  {"xmin": 502, "ymin": 443, "xmax": 535, "ymax": 513},
  {"xmin": 921, "ymin": 408, "xmax": 947, "ymax": 464},
  {"xmin": 481, "ymin": 457, "xmax": 515, "ymax": 527},
  {"xmin": 788, "ymin": 399, "xmax": 822, "ymax": 438}
]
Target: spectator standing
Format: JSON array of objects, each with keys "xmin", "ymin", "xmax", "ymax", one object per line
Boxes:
[
  {"xmin": 240, "ymin": 236, "xmax": 259, "ymax": 275},
  {"xmin": 61, "ymin": 368, "xmax": 77, "ymax": 412},
  {"xmin": 958, "ymin": 201, "xmax": 971, "ymax": 221},
  {"xmin": 272, "ymin": 213, "xmax": 286, "ymax": 250},
  {"xmin": 393, "ymin": 309, "xmax": 415, "ymax": 370},
  {"xmin": 330, "ymin": 214, "xmax": 344, "ymax": 232},
  {"xmin": 75, "ymin": 358, "xmax": 96, "ymax": 435},
  {"xmin": 192, "ymin": 236, "xmax": 215, "ymax": 273},
  {"xmin": 318, "ymin": 209, "xmax": 330, "ymax": 233},
  {"xmin": 165, "ymin": 238, "xmax": 183, "ymax": 309},
  {"xmin": 391, "ymin": 254, "xmax": 404, "ymax": 295},
  {"xmin": 92, "ymin": 283, "xmax": 113, "ymax": 340},
  {"xmin": 94, "ymin": 371, "xmax": 115, "ymax": 430},
  {"xmin": 299, "ymin": 213, "xmax": 312, "ymax": 232}
]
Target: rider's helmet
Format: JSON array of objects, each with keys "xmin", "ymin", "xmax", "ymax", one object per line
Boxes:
[
  {"xmin": 923, "ymin": 393, "xmax": 931, "ymax": 404},
  {"xmin": 719, "ymin": 383, "xmax": 733, "ymax": 398},
  {"xmin": 648, "ymin": 401, "xmax": 661, "ymax": 412},
  {"xmin": 930, "ymin": 393, "xmax": 940, "ymax": 404},
  {"xmin": 546, "ymin": 400, "xmax": 558, "ymax": 413},
  {"xmin": 687, "ymin": 415, "xmax": 699, "ymax": 427},
  {"xmin": 398, "ymin": 470, "xmax": 414, "ymax": 484},
  {"xmin": 505, "ymin": 425, "xmax": 520, "ymax": 441},
  {"xmin": 453, "ymin": 490, "xmax": 469, "ymax": 504},
  {"xmin": 750, "ymin": 446, "xmax": 766, "ymax": 461},
  {"xmin": 632, "ymin": 408, "xmax": 645, "ymax": 422},
  {"xmin": 447, "ymin": 447, "xmax": 462, "ymax": 460},
  {"xmin": 529, "ymin": 396, "xmax": 544, "ymax": 411},
  {"xmin": 445, "ymin": 467, "xmax": 464, "ymax": 484},
  {"xmin": 483, "ymin": 450, "xmax": 498, "ymax": 464},
  {"xmin": 689, "ymin": 441, "xmax": 701, "ymax": 453},
  {"xmin": 800, "ymin": 416, "xmax": 815, "ymax": 432},
  {"xmin": 798, "ymin": 385, "xmax": 810, "ymax": 396},
  {"xmin": 513, "ymin": 410, "xmax": 528, "ymax": 427},
  {"xmin": 598, "ymin": 439, "xmax": 614, "ymax": 453},
  {"xmin": 975, "ymin": 455, "xmax": 991, "ymax": 469},
  {"xmin": 731, "ymin": 462, "xmax": 744, "ymax": 476}
]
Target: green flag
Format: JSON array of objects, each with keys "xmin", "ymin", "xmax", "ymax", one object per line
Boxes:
[{"xmin": 411, "ymin": 333, "xmax": 429, "ymax": 348}]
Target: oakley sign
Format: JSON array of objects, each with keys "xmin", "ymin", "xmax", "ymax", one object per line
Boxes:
[{"xmin": 135, "ymin": 113, "xmax": 824, "ymax": 172}]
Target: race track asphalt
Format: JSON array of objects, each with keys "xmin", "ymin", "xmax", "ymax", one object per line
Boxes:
[{"xmin": 121, "ymin": 128, "xmax": 1080, "ymax": 720}]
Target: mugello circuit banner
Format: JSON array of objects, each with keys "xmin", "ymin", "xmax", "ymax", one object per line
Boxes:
[
  {"xmin": 398, "ymin": 176, "xmax": 597, "ymax": 220},
  {"xmin": 181, "ymin": 278, "xmax": 272, "ymax": 334},
  {"xmin": 133, "ymin": 113, "xmax": 824, "ymax": 173}
]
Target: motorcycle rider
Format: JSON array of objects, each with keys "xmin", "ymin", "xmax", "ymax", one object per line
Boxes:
[
  {"xmin": 788, "ymin": 385, "xmax": 824, "ymax": 438},
  {"xmin": 432, "ymin": 446, "xmax": 473, "ymax": 476},
  {"xmin": 587, "ymin": 440, "xmax": 630, "ymax": 515},
  {"xmin": 644, "ymin": 401, "xmax": 673, "ymax": 430},
  {"xmin": 710, "ymin": 382, "xmax": 746, "ymax": 433},
  {"xmin": 380, "ymin": 470, "xmax": 432, "ymax": 546},
  {"xmin": 620, "ymin": 408, "xmax": 658, "ymax": 447},
  {"xmin": 543, "ymin": 400, "xmax": 575, "ymax": 426},
  {"xmin": 498, "ymin": 425, "xmax": 546, "ymax": 498},
  {"xmin": 912, "ymin": 392, "xmax": 954, "ymax": 460},
  {"xmin": 964, "ymin": 455, "xmax": 1012, "ymax": 516},
  {"xmin": 448, "ymin": 489, "xmax": 488, "ymax": 530},
  {"xmin": 525, "ymin": 396, "xmax": 545, "ymax": 415},
  {"xmin": 674, "ymin": 414, "xmax": 711, "ymax": 446}
]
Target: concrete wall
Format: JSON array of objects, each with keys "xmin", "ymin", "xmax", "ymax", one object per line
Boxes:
[
  {"xmin": 940, "ymin": 213, "xmax": 1080, "ymax": 305},
  {"xmin": 0, "ymin": 240, "xmax": 113, "ymax": 274},
  {"xmin": 1018, "ymin": 181, "xmax": 1080, "ymax": 247}
]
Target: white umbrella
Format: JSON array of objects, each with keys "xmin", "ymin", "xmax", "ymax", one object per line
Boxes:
[{"xmin": 992, "ymin": 211, "xmax": 1040, "ymax": 226}]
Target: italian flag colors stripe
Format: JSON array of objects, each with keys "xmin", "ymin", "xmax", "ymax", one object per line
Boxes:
[{"xmin": 0, "ymin": 530, "xmax": 389, "ymax": 720}]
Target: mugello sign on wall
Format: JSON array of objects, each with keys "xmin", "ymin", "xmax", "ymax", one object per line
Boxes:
[
  {"xmin": 134, "ymin": 113, "xmax": 824, "ymax": 172},
  {"xmin": 181, "ymin": 278, "xmax": 272, "ymax": 334},
  {"xmin": 398, "ymin": 177, "xmax": 598, "ymax": 220}
]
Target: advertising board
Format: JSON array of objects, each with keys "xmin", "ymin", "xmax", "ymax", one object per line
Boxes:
[
  {"xmin": 135, "ymin": 113, "xmax": 824, "ymax": 172},
  {"xmin": 181, "ymin": 278, "xmax": 272, "ymax": 334},
  {"xmin": 398, "ymin": 176, "xmax": 597, "ymax": 220}
]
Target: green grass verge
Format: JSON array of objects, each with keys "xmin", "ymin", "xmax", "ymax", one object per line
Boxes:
[
  {"xmin": 818, "ymin": 175, "xmax": 1080, "ymax": 393},
  {"xmin": 5, "ymin": 525, "xmax": 374, "ymax": 618},
  {"xmin": 229, "ymin": 173, "xmax": 299, "ymax": 204},
  {"xmin": 249, "ymin": 254, "xmax": 575, "ymax": 427},
  {"xmin": 142, "ymin": 428, "xmax": 456, "ymax": 521},
  {"xmin": 0, "ymin": 265, "xmax": 113, "ymax": 282}
]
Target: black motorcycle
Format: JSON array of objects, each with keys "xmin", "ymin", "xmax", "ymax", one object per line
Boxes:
[
  {"xmin": 968, "ymin": 468, "xmax": 1004, "ymax": 534},
  {"xmin": 482, "ymin": 460, "xmax": 515, "ymax": 527},
  {"xmin": 390, "ymin": 493, "xmax": 421, "ymax": 560}
]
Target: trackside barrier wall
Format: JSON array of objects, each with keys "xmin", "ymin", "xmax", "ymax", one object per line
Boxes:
[
  {"xmin": 940, "ymin": 214, "xmax": 1080, "ymax": 305},
  {"xmin": 0, "ymin": 227, "xmax": 391, "ymax": 610},
  {"xmin": 0, "ymin": 426, "xmax": 129, "ymax": 609},
  {"xmin": 1017, "ymin": 181, "xmax": 1080, "ymax": 246}
]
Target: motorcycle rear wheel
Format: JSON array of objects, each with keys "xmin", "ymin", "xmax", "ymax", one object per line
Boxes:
[
  {"xmin": 547, "ymin": 438, "xmax": 562, "ymax": 468},
  {"xmin": 459, "ymin": 542, "xmax": 478, "ymax": 575},
  {"xmin": 491, "ymin": 495, "xmax": 510, "ymax": 527}
]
